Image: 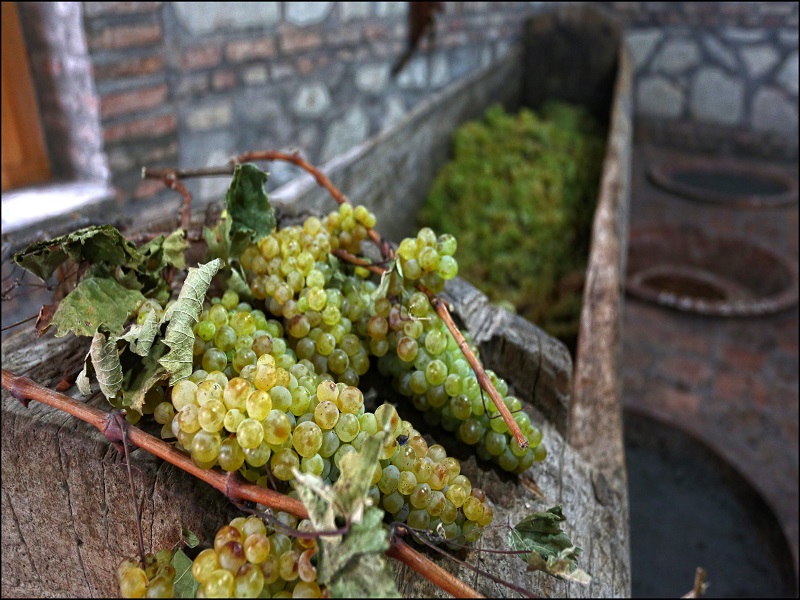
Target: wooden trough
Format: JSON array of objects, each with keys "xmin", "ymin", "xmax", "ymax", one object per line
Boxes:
[{"xmin": 1, "ymin": 5, "xmax": 632, "ymax": 597}]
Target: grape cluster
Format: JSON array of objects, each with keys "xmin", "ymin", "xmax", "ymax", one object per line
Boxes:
[
  {"xmin": 395, "ymin": 227, "xmax": 459, "ymax": 294},
  {"xmin": 191, "ymin": 513, "xmax": 323, "ymax": 598},
  {"xmin": 377, "ymin": 290, "xmax": 546, "ymax": 474},
  {"xmin": 147, "ymin": 204, "xmax": 552, "ymax": 548},
  {"xmin": 375, "ymin": 403, "xmax": 493, "ymax": 544},
  {"xmin": 117, "ymin": 550, "xmax": 176, "ymax": 598}
]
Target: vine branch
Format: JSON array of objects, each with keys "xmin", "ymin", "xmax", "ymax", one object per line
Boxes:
[{"xmin": 1, "ymin": 368, "xmax": 484, "ymax": 598}]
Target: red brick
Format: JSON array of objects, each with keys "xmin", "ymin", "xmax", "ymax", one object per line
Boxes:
[
  {"xmin": 279, "ymin": 28, "xmax": 322, "ymax": 53},
  {"xmin": 103, "ymin": 113, "xmax": 176, "ymax": 144},
  {"xmin": 83, "ymin": 2, "xmax": 162, "ymax": 17},
  {"xmin": 101, "ymin": 84, "xmax": 168, "ymax": 119},
  {"xmin": 211, "ymin": 70, "xmax": 236, "ymax": 91},
  {"xmin": 88, "ymin": 22, "xmax": 162, "ymax": 51},
  {"xmin": 296, "ymin": 57, "xmax": 314, "ymax": 75},
  {"xmin": 180, "ymin": 46, "xmax": 222, "ymax": 71},
  {"xmin": 93, "ymin": 54, "xmax": 165, "ymax": 80},
  {"xmin": 225, "ymin": 38, "xmax": 276, "ymax": 63}
]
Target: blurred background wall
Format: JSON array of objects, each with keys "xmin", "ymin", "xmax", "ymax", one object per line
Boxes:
[{"xmin": 6, "ymin": 1, "xmax": 797, "ymax": 223}]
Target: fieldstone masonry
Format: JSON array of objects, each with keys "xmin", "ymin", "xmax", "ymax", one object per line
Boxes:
[
  {"xmin": 9, "ymin": 1, "xmax": 799, "ymax": 223},
  {"xmin": 606, "ymin": 1, "xmax": 798, "ymax": 157}
]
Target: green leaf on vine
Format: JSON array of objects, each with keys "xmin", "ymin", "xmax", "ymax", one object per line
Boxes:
[
  {"xmin": 159, "ymin": 259, "xmax": 222, "ymax": 384},
  {"xmin": 225, "ymin": 266, "xmax": 253, "ymax": 301},
  {"xmin": 171, "ymin": 549, "xmax": 199, "ymax": 598},
  {"xmin": 226, "ymin": 163, "xmax": 276, "ymax": 251},
  {"xmin": 87, "ymin": 327, "xmax": 124, "ymax": 400},
  {"xmin": 121, "ymin": 309, "xmax": 160, "ymax": 357},
  {"xmin": 327, "ymin": 509, "xmax": 399, "ymax": 598},
  {"xmin": 293, "ymin": 425, "xmax": 398, "ymax": 597},
  {"xmin": 49, "ymin": 277, "xmax": 146, "ymax": 338},
  {"xmin": 76, "ymin": 260, "xmax": 221, "ymax": 413},
  {"xmin": 13, "ymin": 224, "xmax": 142, "ymax": 281},
  {"xmin": 509, "ymin": 505, "xmax": 592, "ymax": 584}
]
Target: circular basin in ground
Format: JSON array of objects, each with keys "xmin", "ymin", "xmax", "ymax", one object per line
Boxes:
[
  {"xmin": 625, "ymin": 225, "xmax": 798, "ymax": 317},
  {"xmin": 648, "ymin": 156, "xmax": 798, "ymax": 208},
  {"xmin": 625, "ymin": 410, "xmax": 798, "ymax": 598}
]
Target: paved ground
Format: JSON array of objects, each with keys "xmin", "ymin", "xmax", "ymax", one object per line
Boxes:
[{"xmin": 622, "ymin": 144, "xmax": 799, "ymax": 591}]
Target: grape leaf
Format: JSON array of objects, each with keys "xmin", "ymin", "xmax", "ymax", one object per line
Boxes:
[
  {"xmin": 225, "ymin": 163, "xmax": 276, "ymax": 258},
  {"xmin": 87, "ymin": 328, "xmax": 124, "ymax": 401},
  {"xmin": 49, "ymin": 277, "xmax": 146, "ymax": 338},
  {"xmin": 137, "ymin": 229, "xmax": 189, "ymax": 271},
  {"xmin": 202, "ymin": 212, "xmax": 232, "ymax": 264},
  {"xmin": 76, "ymin": 260, "xmax": 220, "ymax": 412},
  {"xmin": 294, "ymin": 424, "xmax": 398, "ymax": 597},
  {"xmin": 161, "ymin": 229, "xmax": 190, "ymax": 269},
  {"xmin": 327, "ymin": 508, "xmax": 399, "ymax": 598},
  {"xmin": 120, "ymin": 345, "xmax": 169, "ymax": 413},
  {"xmin": 181, "ymin": 528, "xmax": 200, "ymax": 549},
  {"xmin": 509, "ymin": 505, "xmax": 592, "ymax": 584},
  {"xmin": 13, "ymin": 225, "xmax": 142, "ymax": 281},
  {"xmin": 225, "ymin": 266, "xmax": 253, "ymax": 301},
  {"xmin": 121, "ymin": 309, "xmax": 160, "ymax": 357},
  {"xmin": 171, "ymin": 549, "xmax": 199, "ymax": 598},
  {"xmin": 158, "ymin": 259, "xmax": 222, "ymax": 384}
]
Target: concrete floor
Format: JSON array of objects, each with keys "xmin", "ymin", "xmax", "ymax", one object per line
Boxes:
[{"xmin": 621, "ymin": 143, "xmax": 799, "ymax": 594}]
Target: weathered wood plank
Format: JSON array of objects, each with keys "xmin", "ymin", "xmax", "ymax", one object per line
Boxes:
[{"xmin": 1, "ymin": 330, "xmax": 241, "ymax": 598}]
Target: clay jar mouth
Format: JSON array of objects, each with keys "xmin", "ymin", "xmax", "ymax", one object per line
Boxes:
[
  {"xmin": 625, "ymin": 225, "xmax": 799, "ymax": 317},
  {"xmin": 648, "ymin": 156, "xmax": 798, "ymax": 209},
  {"xmin": 624, "ymin": 409, "xmax": 798, "ymax": 598}
]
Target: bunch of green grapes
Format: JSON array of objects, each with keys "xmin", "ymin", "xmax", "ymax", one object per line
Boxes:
[
  {"xmin": 191, "ymin": 513, "xmax": 324, "ymax": 598},
  {"xmin": 117, "ymin": 550, "xmax": 176, "ymax": 598},
  {"xmin": 373, "ymin": 403, "xmax": 493, "ymax": 545},
  {"xmin": 377, "ymin": 288, "xmax": 546, "ymax": 474},
  {"xmin": 395, "ymin": 226, "xmax": 459, "ymax": 295},
  {"xmin": 235, "ymin": 208, "xmax": 383, "ymax": 388}
]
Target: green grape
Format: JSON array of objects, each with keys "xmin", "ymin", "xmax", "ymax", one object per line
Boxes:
[
  {"xmin": 236, "ymin": 418, "xmax": 264, "ymax": 449},
  {"xmin": 382, "ymin": 491, "xmax": 404, "ymax": 514},
  {"xmin": 293, "ymin": 421, "xmax": 323, "ymax": 458},
  {"xmin": 243, "ymin": 440, "xmax": 272, "ymax": 468},
  {"xmin": 314, "ymin": 401, "xmax": 339, "ymax": 430},
  {"xmin": 172, "ymin": 380, "xmax": 198, "ymax": 411},
  {"xmin": 263, "ymin": 410, "xmax": 292, "ymax": 445},
  {"xmin": 333, "ymin": 413, "xmax": 359, "ymax": 443},
  {"xmin": 271, "ymin": 448, "xmax": 300, "ymax": 480},
  {"xmin": 407, "ymin": 509, "xmax": 431, "ymax": 530},
  {"xmin": 203, "ymin": 568, "xmax": 234, "ymax": 597},
  {"xmin": 146, "ymin": 574, "xmax": 174, "ymax": 598},
  {"xmin": 119, "ymin": 566, "xmax": 148, "ymax": 598},
  {"xmin": 198, "ymin": 399, "xmax": 226, "ymax": 432},
  {"xmin": 192, "ymin": 430, "xmax": 221, "ymax": 463},
  {"xmin": 233, "ymin": 563, "xmax": 264, "ymax": 598},
  {"xmin": 397, "ymin": 470, "xmax": 417, "ymax": 495}
]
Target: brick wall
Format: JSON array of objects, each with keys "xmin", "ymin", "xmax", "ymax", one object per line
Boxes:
[
  {"xmin": 14, "ymin": 1, "xmax": 800, "ymax": 215},
  {"xmin": 73, "ymin": 1, "xmax": 538, "ymax": 214}
]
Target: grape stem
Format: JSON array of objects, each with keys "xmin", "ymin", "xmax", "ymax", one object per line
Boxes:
[
  {"xmin": 332, "ymin": 248, "xmax": 530, "ymax": 450},
  {"xmin": 145, "ymin": 152, "xmax": 529, "ymax": 449},
  {"xmin": 1, "ymin": 368, "xmax": 484, "ymax": 598}
]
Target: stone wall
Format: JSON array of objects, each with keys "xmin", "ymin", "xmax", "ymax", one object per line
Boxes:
[
  {"xmin": 606, "ymin": 1, "xmax": 799, "ymax": 158},
  {"xmin": 71, "ymin": 1, "xmax": 542, "ymax": 215},
  {"xmin": 15, "ymin": 2, "xmax": 798, "ymax": 217}
]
